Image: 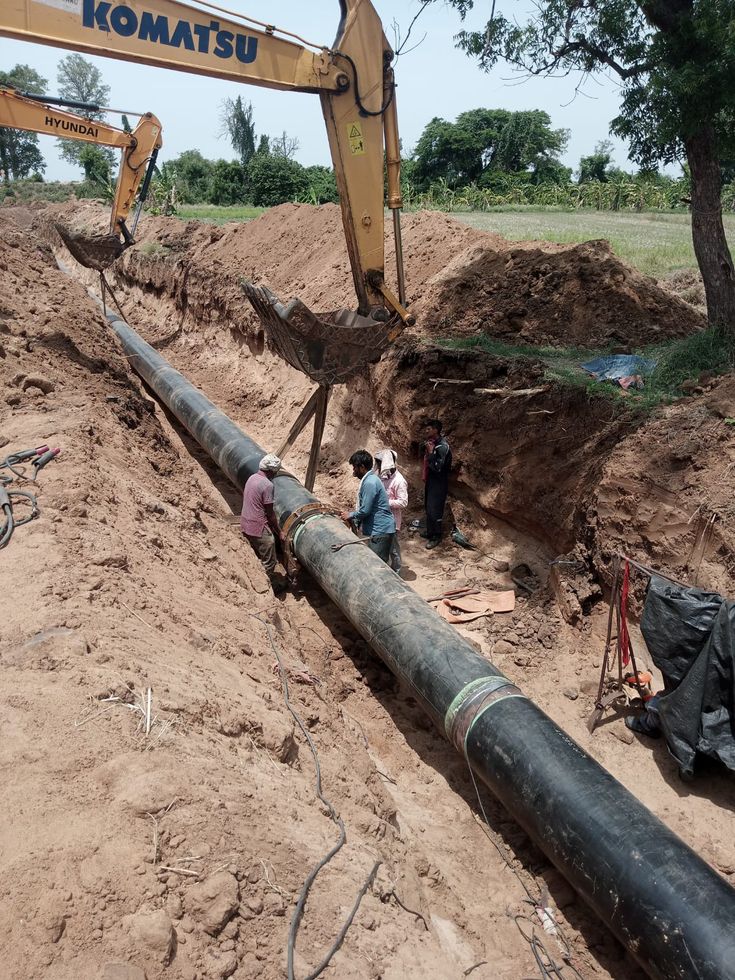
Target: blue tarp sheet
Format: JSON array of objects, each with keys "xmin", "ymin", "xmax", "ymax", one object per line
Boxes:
[{"xmin": 581, "ymin": 354, "xmax": 656, "ymax": 380}]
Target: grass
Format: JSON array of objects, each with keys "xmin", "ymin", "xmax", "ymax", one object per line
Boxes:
[
  {"xmin": 452, "ymin": 210, "xmax": 735, "ymax": 279},
  {"xmin": 642, "ymin": 327, "xmax": 735, "ymax": 404},
  {"xmin": 438, "ymin": 334, "xmax": 603, "ymax": 362},
  {"xmin": 175, "ymin": 204, "xmax": 265, "ymax": 224},
  {"xmin": 437, "ymin": 327, "xmax": 735, "ymax": 412},
  {"xmin": 139, "ymin": 241, "xmax": 171, "ymax": 258}
]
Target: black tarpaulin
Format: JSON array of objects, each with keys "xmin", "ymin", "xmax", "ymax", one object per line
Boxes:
[{"xmin": 640, "ymin": 575, "xmax": 735, "ymax": 777}]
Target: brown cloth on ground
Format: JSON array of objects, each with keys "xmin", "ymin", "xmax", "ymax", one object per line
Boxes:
[{"xmin": 430, "ymin": 589, "xmax": 516, "ymax": 624}]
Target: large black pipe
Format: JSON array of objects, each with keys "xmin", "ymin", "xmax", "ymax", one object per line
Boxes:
[{"xmin": 108, "ymin": 313, "xmax": 735, "ymax": 980}]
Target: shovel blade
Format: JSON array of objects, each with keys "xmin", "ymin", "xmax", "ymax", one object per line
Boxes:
[
  {"xmin": 242, "ymin": 281, "xmax": 403, "ymax": 386},
  {"xmin": 55, "ymin": 223, "xmax": 126, "ymax": 271},
  {"xmin": 587, "ymin": 706, "xmax": 603, "ymax": 734}
]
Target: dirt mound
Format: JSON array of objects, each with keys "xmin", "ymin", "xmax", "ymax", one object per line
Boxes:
[
  {"xmin": 661, "ymin": 268, "xmax": 706, "ymax": 312},
  {"xmin": 413, "ymin": 236, "xmax": 704, "ymax": 347},
  {"xmin": 47, "ymin": 201, "xmax": 704, "ymax": 349}
]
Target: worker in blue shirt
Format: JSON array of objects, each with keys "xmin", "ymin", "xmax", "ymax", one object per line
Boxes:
[{"xmin": 340, "ymin": 449, "xmax": 396, "ymax": 563}]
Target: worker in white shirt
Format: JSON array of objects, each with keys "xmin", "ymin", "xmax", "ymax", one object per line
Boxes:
[{"xmin": 374, "ymin": 448, "xmax": 408, "ymax": 574}]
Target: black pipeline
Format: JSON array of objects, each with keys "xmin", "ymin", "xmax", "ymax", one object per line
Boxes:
[{"xmin": 108, "ymin": 313, "xmax": 735, "ymax": 980}]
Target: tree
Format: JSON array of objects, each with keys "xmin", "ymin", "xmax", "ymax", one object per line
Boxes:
[
  {"xmin": 412, "ymin": 107, "xmax": 568, "ymax": 189},
  {"xmin": 435, "ymin": 0, "xmax": 735, "ymax": 334},
  {"xmin": 210, "ymin": 159, "xmax": 247, "ymax": 205},
  {"xmin": 76, "ymin": 145, "xmax": 113, "ymax": 199},
  {"xmin": 56, "ymin": 54, "xmax": 114, "ymax": 170},
  {"xmin": 245, "ymin": 154, "xmax": 308, "ymax": 206},
  {"xmin": 270, "ymin": 131, "xmax": 300, "ymax": 160},
  {"xmin": 303, "ymin": 165, "xmax": 339, "ymax": 204},
  {"xmin": 491, "ymin": 109, "xmax": 569, "ymax": 175},
  {"xmin": 578, "ymin": 140, "xmax": 627, "ymax": 183},
  {"xmin": 167, "ymin": 150, "xmax": 213, "ymax": 203},
  {"xmin": 0, "ymin": 65, "xmax": 47, "ymax": 183},
  {"xmin": 220, "ymin": 96, "xmax": 256, "ymax": 166}
]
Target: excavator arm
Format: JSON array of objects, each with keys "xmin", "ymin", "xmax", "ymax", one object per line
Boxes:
[
  {"xmin": 0, "ymin": 0, "xmax": 407, "ymax": 322},
  {"xmin": 0, "ymin": 85, "xmax": 162, "ymax": 261}
]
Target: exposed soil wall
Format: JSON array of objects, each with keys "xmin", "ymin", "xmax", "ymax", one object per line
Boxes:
[
  {"xmin": 46, "ymin": 200, "xmax": 704, "ymax": 349},
  {"xmin": 42, "ymin": 202, "xmax": 731, "ymax": 595}
]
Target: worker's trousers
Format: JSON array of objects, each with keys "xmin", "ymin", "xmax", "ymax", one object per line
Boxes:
[
  {"xmin": 368, "ymin": 532, "xmax": 395, "ymax": 564},
  {"xmin": 244, "ymin": 529, "xmax": 277, "ymax": 575},
  {"xmin": 425, "ymin": 478, "xmax": 448, "ymax": 540},
  {"xmin": 389, "ymin": 531, "xmax": 402, "ymax": 573}
]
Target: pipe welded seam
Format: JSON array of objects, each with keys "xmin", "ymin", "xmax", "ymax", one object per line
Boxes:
[
  {"xmin": 445, "ymin": 675, "xmax": 527, "ymax": 754},
  {"xmin": 461, "ymin": 689, "xmax": 526, "ymax": 756},
  {"xmin": 292, "ymin": 512, "xmax": 330, "ymax": 548}
]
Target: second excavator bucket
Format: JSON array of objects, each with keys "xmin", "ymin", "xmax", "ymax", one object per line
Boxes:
[
  {"xmin": 55, "ymin": 222, "xmax": 127, "ymax": 272},
  {"xmin": 242, "ymin": 281, "xmax": 404, "ymax": 386}
]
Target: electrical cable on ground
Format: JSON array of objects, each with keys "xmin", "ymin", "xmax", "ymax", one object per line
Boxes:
[
  {"xmin": 466, "ymin": 763, "xmax": 584, "ymax": 980},
  {"xmin": 0, "ymin": 485, "xmax": 38, "ymax": 549},
  {"xmin": 254, "ymin": 615, "xmax": 380, "ymax": 980},
  {"xmin": 0, "ymin": 446, "xmax": 59, "ymax": 549}
]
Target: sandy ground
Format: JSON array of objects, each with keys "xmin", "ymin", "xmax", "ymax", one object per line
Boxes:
[{"xmin": 1, "ymin": 203, "xmax": 734, "ymax": 980}]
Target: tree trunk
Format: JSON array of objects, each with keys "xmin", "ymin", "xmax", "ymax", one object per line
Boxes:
[
  {"xmin": 685, "ymin": 124, "xmax": 735, "ymax": 335},
  {"xmin": 0, "ymin": 134, "xmax": 9, "ymax": 185}
]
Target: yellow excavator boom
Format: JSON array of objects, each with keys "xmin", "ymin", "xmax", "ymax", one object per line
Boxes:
[
  {"xmin": 0, "ymin": 0, "xmax": 405, "ymax": 321},
  {"xmin": 0, "ymin": 85, "xmax": 162, "ymax": 247}
]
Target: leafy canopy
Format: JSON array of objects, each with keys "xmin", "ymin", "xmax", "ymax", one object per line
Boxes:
[
  {"xmin": 577, "ymin": 140, "xmax": 627, "ymax": 183},
  {"xmin": 0, "ymin": 65, "xmax": 47, "ymax": 182},
  {"xmin": 438, "ymin": 1, "xmax": 735, "ymax": 170},
  {"xmin": 56, "ymin": 54, "xmax": 114, "ymax": 170},
  {"xmin": 219, "ymin": 96, "xmax": 256, "ymax": 167},
  {"xmin": 412, "ymin": 107, "xmax": 568, "ymax": 189}
]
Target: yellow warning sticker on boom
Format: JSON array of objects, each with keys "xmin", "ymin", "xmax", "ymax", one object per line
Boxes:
[{"xmin": 347, "ymin": 121, "xmax": 365, "ymax": 156}]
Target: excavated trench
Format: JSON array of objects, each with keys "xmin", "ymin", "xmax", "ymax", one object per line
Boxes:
[
  {"xmin": 42, "ymin": 200, "xmax": 734, "ymax": 598},
  {"xmin": 47, "ymin": 217, "xmax": 629, "ymax": 569},
  {"xmin": 3, "ymin": 202, "xmax": 735, "ymax": 980}
]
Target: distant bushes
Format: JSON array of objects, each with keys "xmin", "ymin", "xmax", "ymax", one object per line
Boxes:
[
  {"xmin": 402, "ymin": 172, "xmax": 735, "ymax": 213},
  {"xmin": 149, "ymin": 150, "xmax": 339, "ymax": 211},
  {"xmin": 401, "ymin": 174, "xmax": 699, "ymax": 212},
  {"xmin": 0, "ymin": 178, "xmax": 77, "ymax": 204},
  {"xmin": 8, "ymin": 155, "xmax": 735, "ymax": 218}
]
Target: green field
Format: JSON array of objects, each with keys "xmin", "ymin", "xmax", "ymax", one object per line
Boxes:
[
  {"xmin": 176, "ymin": 204, "xmax": 265, "ymax": 223},
  {"xmin": 174, "ymin": 204, "xmax": 735, "ymax": 279},
  {"xmin": 453, "ymin": 210, "xmax": 735, "ymax": 279}
]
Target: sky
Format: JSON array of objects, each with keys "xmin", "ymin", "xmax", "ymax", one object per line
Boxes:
[{"xmin": 0, "ymin": 1, "xmax": 634, "ymax": 182}]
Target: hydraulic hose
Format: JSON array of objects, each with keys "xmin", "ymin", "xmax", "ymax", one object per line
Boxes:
[{"xmin": 106, "ymin": 311, "xmax": 735, "ymax": 980}]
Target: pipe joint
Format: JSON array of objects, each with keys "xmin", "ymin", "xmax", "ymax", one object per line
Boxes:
[
  {"xmin": 281, "ymin": 502, "xmax": 338, "ymax": 577},
  {"xmin": 445, "ymin": 675, "xmax": 527, "ymax": 755}
]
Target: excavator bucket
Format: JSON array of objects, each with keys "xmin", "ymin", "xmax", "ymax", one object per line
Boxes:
[
  {"xmin": 242, "ymin": 281, "xmax": 403, "ymax": 386},
  {"xmin": 54, "ymin": 222, "xmax": 126, "ymax": 272}
]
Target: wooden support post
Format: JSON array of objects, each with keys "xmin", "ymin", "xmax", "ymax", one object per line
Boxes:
[
  {"xmin": 304, "ymin": 386, "xmax": 330, "ymax": 492},
  {"xmin": 276, "ymin": 388, "xmax": 320, "ymax": 459}
]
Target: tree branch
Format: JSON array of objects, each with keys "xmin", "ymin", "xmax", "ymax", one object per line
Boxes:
[{"xmin": 554, "ymin": 38, "xmax": 650, "ymax": 80}]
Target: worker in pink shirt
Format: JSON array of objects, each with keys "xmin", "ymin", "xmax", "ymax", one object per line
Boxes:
[
  {"xmin": 240, "ymin": 453, "xmax": 287, "ymax": 592},
  {"xmin": 374, "ymin": 449, "xmax": 408, "ymax": 574}
]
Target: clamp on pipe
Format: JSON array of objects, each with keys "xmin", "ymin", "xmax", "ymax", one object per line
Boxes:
[
  {"xmin": 445, "ymin": 675, "xmax": 527, "ymax": 756},
  {"xmin": 280, "ymin": 501, "xmax": 338, "ymax": 578}
]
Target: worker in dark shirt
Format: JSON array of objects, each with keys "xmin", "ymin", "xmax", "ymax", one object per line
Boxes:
[{"xmin": 422, "ymin": 419, "xmax": 452, "ymax": 550}]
